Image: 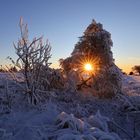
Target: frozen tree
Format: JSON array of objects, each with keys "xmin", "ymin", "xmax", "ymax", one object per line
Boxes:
[
  {"xmin": 8, "ymin": 18, "xmax": 65, "ymax": 104},
  {"xmin": 14, "ymin": 18, "xmax": 53, "ymax": 104},
  {"xmin": 60, "ymin": 20, "xmax": 122, "ymax": 98},
  {"xmin": 8, "ymin": 18, "xmax": 52, "ymax": 104}
]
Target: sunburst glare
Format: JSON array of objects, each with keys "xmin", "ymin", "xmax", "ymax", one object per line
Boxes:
[{"xmin": 84, "ymin": 63, "xmax": 93, "ymax": 71}]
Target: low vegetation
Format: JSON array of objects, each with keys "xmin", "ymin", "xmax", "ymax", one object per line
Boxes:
[{"xmin": 0, "ymin": 19, "xmax": 140, "ymax": 140}]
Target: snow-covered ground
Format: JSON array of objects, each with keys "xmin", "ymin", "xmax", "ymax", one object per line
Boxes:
[
  {"xmin": 0, "ymin": 73, "xmax": 140, "ymax": 140},
  {"xmin": 123, "ymin": 75, "xmax": 140, "ymax": 96}
]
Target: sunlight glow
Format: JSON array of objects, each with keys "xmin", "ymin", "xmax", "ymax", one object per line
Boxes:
[{"xmin": 84, "ymin": 63, "xmax": 93, "ymax": 71}]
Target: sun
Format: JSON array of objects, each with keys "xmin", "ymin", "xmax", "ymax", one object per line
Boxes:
[{"xmin": 84, "ymin": 63, "xmax": 93, "ymax": 71}]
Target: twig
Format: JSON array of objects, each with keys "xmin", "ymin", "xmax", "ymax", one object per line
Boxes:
[
  {"xmin": 110, "ymin": 120, "xmax": 133, "ymax": 139},
  {"xmin": 77, "ymin": 74, "xmax": 93, "ymax": 90}
]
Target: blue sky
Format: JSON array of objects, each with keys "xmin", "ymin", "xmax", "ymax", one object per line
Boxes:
[{"xmin": 0, "ymin": 0, "xmax": 140, "ymax": 72}]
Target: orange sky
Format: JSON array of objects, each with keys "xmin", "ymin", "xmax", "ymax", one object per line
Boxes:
[
  {"xmin": 0, "ymin": 58, "xmax": 138, "ymax": 74},
  {"xmin": 115, "ymin": 58, "xmax": 140, "ymax": 74},
  {"xmin": 50, "ymin": 60, "xmax": 135, "ymax": 74}
]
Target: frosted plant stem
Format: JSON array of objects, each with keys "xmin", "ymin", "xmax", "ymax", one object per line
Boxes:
[{"xmin": 110, "ymin": 120, "xmax": 133, "ymax": 139}]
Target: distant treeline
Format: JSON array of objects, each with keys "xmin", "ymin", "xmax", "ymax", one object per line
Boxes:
[{"xmin": 129, "ymin": 65, "xmax": 140, "ymax": 75}]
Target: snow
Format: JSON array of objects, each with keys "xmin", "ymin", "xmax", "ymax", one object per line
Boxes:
[
  {"xmin": 0, "ymin": 73, "xmax": 140, "ymax": 139},
  {"xmin": 122, "ymin": 75, "xmax": 140, "ymax": 96}
]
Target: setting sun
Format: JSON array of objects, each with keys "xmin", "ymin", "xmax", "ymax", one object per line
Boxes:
[{"xmin": 84, "ymin": 63, "xmax": 93, "ymax": 71}]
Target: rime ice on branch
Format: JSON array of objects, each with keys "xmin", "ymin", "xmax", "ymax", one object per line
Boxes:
[
  {"xmin": 10, "ymin": 18, "xmax": 64, "ymax": 104},
  {"xmin": 60, "ymin": 20, "xmax": 122, "ymax": 98}
]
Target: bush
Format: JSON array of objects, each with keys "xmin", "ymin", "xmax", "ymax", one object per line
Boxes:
[
  {"xmin": 9, "ymin": 18, "xmax": 52, "ymax": 104},
  {"xmin": 132, "ymin": 65, "xmax": 140, "ymax": 75},
  {"xmin": 129, "ymin": 71, "xmax": 133, "ymax": 75}
]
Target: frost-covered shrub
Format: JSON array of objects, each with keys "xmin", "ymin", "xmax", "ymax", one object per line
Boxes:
[
  {"xmin": 9, "ymin": 18, "xmax": 65, "ymax": 104},
  {"xmin": 51, "ymin": 111, "xmax": 121, "ymax": 140},
  {"xmin": 60, "ymin": 20, "xmax": 122, "ymax": 98},
  {"xmin": 55, "ymin": 112, "xmax": 86, "ymax": 132},
  {"xmin": 39, "ymin": 68, "xmax": 65, "ymax": 91},
  {"xmin": 93, "ymin": 65, "xmax": 122, "ymax": 98},
  {"xmin": 10, "ymin": 18, "xmax": 52, "ymax": 104},
  {"xmin": 88, "ymin": 110, "xmax": 110, "ymax": 132}
]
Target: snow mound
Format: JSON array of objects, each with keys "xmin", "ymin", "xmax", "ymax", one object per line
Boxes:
[
  {"xmin": 54, "ymin": 111, "xmax": 121, "ymax": 140},
  {"xmin": 0, "ymin": 110, "xmax": 121, "ymax": 140}
]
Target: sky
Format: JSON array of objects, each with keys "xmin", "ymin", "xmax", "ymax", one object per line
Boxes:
[{"xmin": 0, "ymin": 0, "xmax": 140, "ymax": 73}]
